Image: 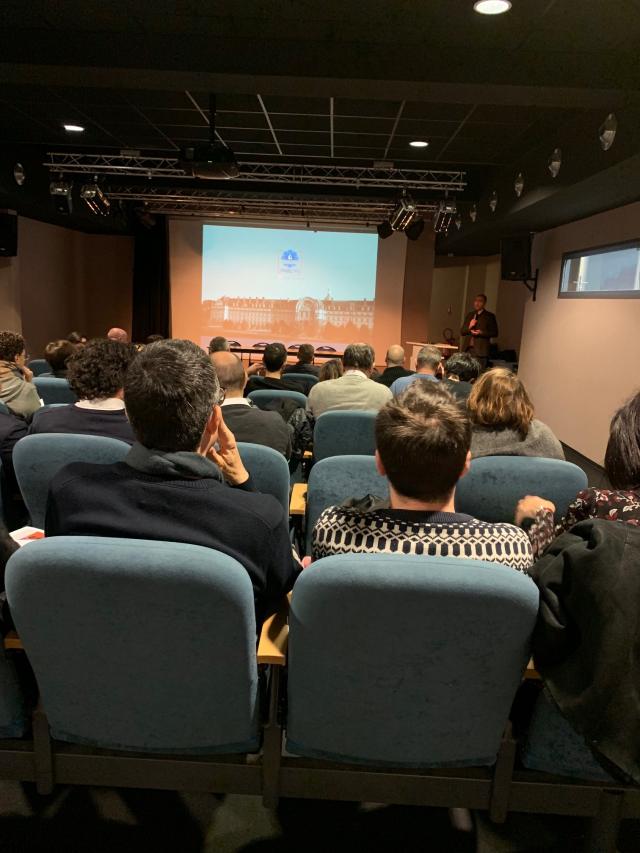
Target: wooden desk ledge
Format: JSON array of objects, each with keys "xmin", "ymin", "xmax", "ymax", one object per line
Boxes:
[
  {"xmin": 290, "ymin": 482, "xmax": 308, "ymax": 517},
  {"xmin": 4, "ymin": 631, "xmax": 23, "ymax": 651},
  {"xmin": 257, "ymin": 597, "xmax": 290, "ymax": 666}
]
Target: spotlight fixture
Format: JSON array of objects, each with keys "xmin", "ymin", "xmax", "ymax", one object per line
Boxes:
[
  {"xmin": 377, "ymin": 220, "xmax": 393, "ymax": 240},
  {"xmin": 433, "ymin": 200, "xmax": 457, "ymax": 233},
  {"xmin": 389, "ymin": 195, "xmax": 419, "ymax": 231},
  {"xmin": 469, "ymin": 203, "xmax": 478, "ymax": 223},
  {"xmin": 599, "ymin": 113, "xmax": 617, "ymax": 151},
  {"xmin": 80, "ymin": 180, "xmax": 110, "ymax": 215},
  {"xmin": 49, "ymin": 177, "xmax": 73, "ymax": 215},
  {"xmin": 409, "ymin": 140, "xmax": 429, "ymax": 148},
  {"xmin": 514, "ymin": 172, "xmax": 524, "ymax": 198},
  {"xmin": 473, "ymin": 0, "xmax": 512, "ymax": 14},
  {"xmin": 548, "ymin": 147, "xmax": 562, "ymax": 178},
  {"xmin": 489, "ymin": 190, "xmax": 498, "ymax": 213},
  {"xmin": 63, "ymin": 124, "xmax": 85, "ymax": 133}
]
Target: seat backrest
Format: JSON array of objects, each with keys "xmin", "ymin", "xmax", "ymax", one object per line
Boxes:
[
  {"xmin": 287, "ymin": 554, "xmax": 539, "ymax": 766},
  {"xmin": 248, "ymin": 389, "xmax": 308, "ymax": 410},
  {"xmin": 237, "ymin": 442, "xmax": 290, "ymax": 513},
  {"xmin": 313, "ymin": 410, "xmax": 377, "ymax": 461},
  {"xmin": 456, "ymin": 456, "xmax": 588, "ymax": 523},
  {"xmin": 306, "ymin": 455, "xmax": 388, "ymax": 554},
  {"xmin": 27, "ymin": 359, "xmax": 51, "ymax": 377},
  {"xmin": 33, "ymin": 376, "xmax": 77, "ymax": 405},
  {"xmin": 284, "ymin": 373, "xmax": 319, "ymax": 391},
  {"xmin": 13, "ymin": 433, "xmax": 130, "ymax": 528},
  {"xmin": 6, "ymin": 537, "xmax": 259, "ymax": 753},
  {"xmin": 0, "ymin": 646, "xmax": 27, "ymax": 739},
  {"xmin": 0, "ymin": 400, "xmax": 9, "ymax": 415}
]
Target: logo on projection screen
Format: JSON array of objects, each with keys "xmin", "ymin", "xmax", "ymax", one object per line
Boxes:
[{"xmin": 278, "ymin": 248, "xmax": 301, "ymax": 276}]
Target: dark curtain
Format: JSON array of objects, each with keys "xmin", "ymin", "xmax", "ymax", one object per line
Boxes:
[{"xmin": 132, "ymin": 215, "xmax": 170, "ymax": 342}]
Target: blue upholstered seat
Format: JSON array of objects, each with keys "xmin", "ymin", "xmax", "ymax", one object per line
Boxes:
[
  {"xmin": 248, "ymin": 389, "xmax": 308, "ymax": 410},
  {"xmin": 13, "ymin": 433, "xmax": 130, "ymax": 528},
  {"xmin": 27, "ymin": 359, "xmax": 51, "ymax": 377},
  {"xmin": 313, "ymin": 410, "xmax": 377, "ymax": 461},
  {"xmin": 5, "ymin": 536, "xmax": 259, "ymax": 753},
  {"xmin": 456, "ymin": 456, "xmax": 588, "ymax": 523},
  {"xmin": 0, "ymin": 649, "xmax": 27, "ymax": 739},
  {"xmin": 521, "ymin": 691, "xmax": 613, "ymax": 782},
  {"xmin": 286, "ymin": 554, "xmax": 539, "ymax": 766},
  {"xmin": 282, "ymin": 373, "xmax": 318, "ymax": 391},
  {"xmin": 305, "ymin": 455, "xmax": 388, "ymax": 553},
  {"xmin": 0, "ymin": 401, "xmax": 8, "ymax": 415},
  {"xmin": 237, "ymin": 441, "xmax": 290, "ymax": 513},
  {"xmin": 33, "ymin": 376, "xmax": 77, "ymax": 405}
]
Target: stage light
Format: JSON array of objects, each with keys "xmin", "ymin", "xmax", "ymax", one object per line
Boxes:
[
  {"xmin": 514, "ymin": 172, "xmax": 524, "ymax": 197},
  {"xmin": 377, "ymin": 220, "xmax": 393, "ymax": 239},
  {"xmin": 409, "ymin": 140, "xmax": 429, "ymax": 148},
  {"xmin": 405, "ymin": 218, "xmax": 425, "ymax": 241},
  {"xmin": 469, "ymin": 203, "xmax": 478, "ymax": 223},
  {"xmin": 80, "ymin": 181, "xmax": 110, "ymax": 215},
  {"xmin": 433, "ymin": 200, "xmax": 456, "ymax": 233},
  {"xmin": 63, "ymin": 124, "xmax": 85, "ymax": 133},
  {"xmin": 389, "ymin": 196, "xmax": 418, "ymax": 231},
  {"xmin": 489, "ymin": 190, "xmax": 498, "ymax": 212},
  {"xmin": 49, "ymin": 178, "xmax": 73, "ymax": 215},
  {"xmin": 599, "ymin": 113, "xmax": 617, "ymax": 151},
  {"xmin": 548, "ymin": 148, "xmax": 562, "ymax": 178},
  {"xmin": 473, "ymin": 0, "xmax": 512, "ymax": 14}
]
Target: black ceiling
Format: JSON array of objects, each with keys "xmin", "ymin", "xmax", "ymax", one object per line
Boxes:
[{"xmin": 1, "ymin": 0, "xmax": 640, "ymax": 251}]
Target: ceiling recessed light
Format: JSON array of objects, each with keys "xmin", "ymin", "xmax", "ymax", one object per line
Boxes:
[
  {"xmin": 473, "ymin": 0, "xmax": 512, "ymax": 14},
  {"xmin": 409, "ymin": 140, "xmax": 429, "ymax": 148},
  {"xmin": 63, "ymin": 124, "xmax": 85, "ymax": 133}
]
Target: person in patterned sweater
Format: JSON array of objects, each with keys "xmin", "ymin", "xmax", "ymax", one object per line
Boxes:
[
  {"xmin": 312, "ymin": 381, "xmax": 534, "ymax": 572},
  {"xmin": 516, "ymin": 390, "xmax": 640, "ymax": 559}
]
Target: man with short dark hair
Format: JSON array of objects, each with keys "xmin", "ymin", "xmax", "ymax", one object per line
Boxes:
[
  {"xmin": 243, "ymin": 342, "xmax": 304, "ymax": 396},
  {"xmin": 45, "ymin": 339, "xmax": 298, "ymax": 623},
  {"xmin": 389, "ymin": 344, "xmax": 443, "ymax": 397},
  {"xmin": 461, "ymin": 293, "xmax": 498, "ymax": 369},
  {"xmin": 212, "ymin": 350, "xmax": 292, "ymax": 459},
  {"xmin": 0, "ymin": 330, "xmax": 41, "ymax": 417},
  {"xmin": 375, "ymin": 345, "xmax": 413, "ymax": 388},
  {"xmin": 44, "ymin": 339, "xmax": 76, "ymax": 378},
  {"xmin": 283, "ymin": 343, "xmax": 321, "ymax": 378},
  {"xmin": 312, "ymin": 381, "xmax": 533, "ymax": 571},
  {"xmin": 442, "ymin": 352, "xmax": 482, "ymax": 402},
  {"xmin": 30, "ymin": 339, "xmax": 137, "ymax": 443},
  {"xmin": 208, "ymin": 336, "xmax": 230, "ymax": 355},
  {"xmin": 307, "ymin": 342, "xmax": 391, "ymax": 417}
]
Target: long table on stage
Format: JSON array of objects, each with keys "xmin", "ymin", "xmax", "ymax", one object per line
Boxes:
[{"xmin": 231, "ymin": 346, "xmax": 344, "ymax": 366}]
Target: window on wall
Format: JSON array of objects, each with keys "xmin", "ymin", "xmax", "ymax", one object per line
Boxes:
[{"xmin": 559, "ymin": 241, "xmax": 640, "ymax": 297}]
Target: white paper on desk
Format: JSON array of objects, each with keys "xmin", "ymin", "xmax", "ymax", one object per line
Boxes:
[{"xmin": 10, "ymin": 526, "xmax": 45, "ymax": 547}]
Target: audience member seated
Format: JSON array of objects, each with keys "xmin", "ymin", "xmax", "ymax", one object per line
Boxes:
[
  {"xmin": 208, "ymin": 335, "xmax": 230, "ymax": 354},
  {"xmin": 389, "ymin": 345, "xmax": 443, "ymax": 396},
  {"xmin": 244, "ymin": 342, "xmax": 308, "ymax": 395},
  {"xmin": 44, "ymin": 339, "xmax": 76, "ymax": 378},
  {"xmin": 318, "ymin": 358, "xmax": 343, "ymax": 382},
  {"xmin": 211, "ymin": 351, "xmax": 292, "ymax": 459},
  {"xmin": 517, "ymin": 389, "xmax": 640, "ymax": 558},
  {"xmin": 145, "ymin": 334, "xmax": 164, "ymax": 344},
  {"xmin": 29, "ymin": 339, "xmax": 137, "ymax": 443},
  {"xmin": 468, "ymin": 368, "xmax": 564, "ymax": 460},
  {"xmin": 0, "ymin": 520, "xmax": 18, "ymax": 595},
  {"xmin": 441, "ymin": 352, "xmax": 481, "ymax": 402},
  {"xmin": 282, "ymin": 343, "xmax": 321, "ymax": 377},
  {"xmin": 307, "ymin": 343, "xmax": 391, "ymax": 417},
  {"xmin": 312, "ymin": 381, "xmax": 533, "ymax": 571},
  {"xmin": 67, "ymin": 331, "xmax": 87, "ymax": 348},
  {"xmin": 0, "ymin": 409, "xmax": 29, "ymax": 529},
  {"xmin": 107, "ymin": 327, "xmax": 129, "ymax": 343},
  {"xmin": 0, "ymin": 331, "xmax": 42, "ymax": 418},
  {"xmin": 45, "ymin": 339, "xmax": 299, "ymax": 623},
  {"xmin": 375, "ymin": 345, "xmax": 413, "ymax": 387}
]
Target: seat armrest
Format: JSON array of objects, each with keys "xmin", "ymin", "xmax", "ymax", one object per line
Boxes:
[
  {"xmin": 257, "ymin": 596, "xmax": 290, "ymax": 666},
  {"xmin": 3, "ymin": 631, "xmax": 23, "ymax": 651},
  {"xmin": 290, "ymin": 483, "xmax": 307, "ymax": 517}
]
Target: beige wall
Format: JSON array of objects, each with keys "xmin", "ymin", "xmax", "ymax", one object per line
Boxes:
[
  {"xmin": 1, "ymin": 218, "xmax": 133, "ymax": 357},
  {"xmin": 518, "ymin": 201, "xmax": 640, "ymax": 464}
]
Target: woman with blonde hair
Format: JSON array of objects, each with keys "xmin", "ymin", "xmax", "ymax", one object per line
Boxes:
[{"xmin": 468, "ymin": 367, "xmax": 563, "ymax": 460}]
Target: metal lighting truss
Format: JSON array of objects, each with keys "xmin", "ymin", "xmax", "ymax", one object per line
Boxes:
[{"xmin": 45, "ymin": 153, "xmax": 467, "ymax": 192}]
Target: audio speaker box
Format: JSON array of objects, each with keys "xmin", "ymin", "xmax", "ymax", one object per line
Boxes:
[
  {"xmin": 501, "ymin": 234, "xmax": 531, "ymax": 281},
  {"xmin": 0, "ymin": 212, "xmax": 18, "ymax": 257}
]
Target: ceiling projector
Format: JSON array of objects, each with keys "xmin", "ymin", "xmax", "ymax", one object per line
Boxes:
[{"xmin": 180, "ymin": 142, "xmax": 239, "ymax": 180}]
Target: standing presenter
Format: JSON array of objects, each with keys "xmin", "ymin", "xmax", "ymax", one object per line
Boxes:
[{"xmin": 460, "ymin": 293, "xmax": 498, "ymax": 370}]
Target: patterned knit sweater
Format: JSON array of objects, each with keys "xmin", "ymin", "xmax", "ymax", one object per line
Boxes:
[{"xmin": 312, "ymin": 507, "xmax": 534, "ymax": 572}]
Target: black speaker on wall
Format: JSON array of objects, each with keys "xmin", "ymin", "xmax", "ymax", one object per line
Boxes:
[
  {"xmin": 501, "ymin": 234, "xmax": 531, "ymax": 281},
  {"xmin": 0, "ymin": 211, "xmax": 18, "ymax": 258}
]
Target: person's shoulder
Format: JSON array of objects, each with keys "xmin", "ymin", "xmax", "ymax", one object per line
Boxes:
[
  {"xmin": 224, "ymin": 486, "xmax": 286, "ymax": 529},
  {"xmin": 30, "ymin": 404, "xmax": 72, "ymax": 425},
  {"xmin": 49, "ymin": 459, "xmax": 125, "ymax": 492}
]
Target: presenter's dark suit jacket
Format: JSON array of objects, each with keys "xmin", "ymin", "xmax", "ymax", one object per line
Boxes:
[{"xmin": 460, "ymin": 310, "xmax": 498, "ymax": 359}]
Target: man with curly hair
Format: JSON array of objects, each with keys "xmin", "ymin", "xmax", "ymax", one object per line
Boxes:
[
  {"xmin": 0, "ymin": 330, "xmax": 42, "ymax": 418},
  {"xmin": 29, "ymin": 339, "xmax": 137, "ymax": 443}
]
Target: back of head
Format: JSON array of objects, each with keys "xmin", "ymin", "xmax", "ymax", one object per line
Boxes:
[
  {"xmin": 263, "ymin": 342, "xmax": 287, "ymax": 372},
  {"xmin": 376, "ymin": 381, "xmax": 471, "ymax": 501},
  {"xmin": 208, "ymin": 336, "xmax": 230, "ymax": 354},
  {"xmin": 67, "ymin": 331, "xmax": 86, "ymax": 346},
  {"xmin": 468, "ymin": 368, "xmax": 534, "ymax": 437},
  {"xmin": 343, "ymin": 342, "xmax": 375, "ymax": 373},
  {"xmin": 0, "ymin": 331, "xmax": 25, "ymax": 363},
  {"xmin": 125, "ymin": 339, "xmax": 221, "ymax": 452},
  {"xmin": 44, "ymin": 339, "xmax": 76, "ymax": 373},
  {"xmin": 211, "ymin": 350, "xmax": 245, "ymax": 392},
  {"xmin": 416, "ymin": 345, "xmax": 443, "ymax": 373},
  {"xmin": 318, "ymin": 359, "xmax": 343, "ymax": 382},
  {"xmin": 297, "ymin": 343, "xmax": 315, "ymax": 364},
  {"xmin": 385, "ymin": 344, "xmax": 405, "ymax": 367},
  {"xmin": 445, "ymin": 352, "xmax": 481, "ymax": 383},
  {"xmin": 107, "ymin": 327, "xmax": 129, "ymax": 343},
  {"xmin": 605, "ymin": 390, "xmax": 640, "ymax": 490},
  {"xmin": 145, "ymin": 334, "xmax": 164, "ymax": 345},
  {"xmin": 68, "ymin": 338, "xmax": 138, "ymax": 402}
]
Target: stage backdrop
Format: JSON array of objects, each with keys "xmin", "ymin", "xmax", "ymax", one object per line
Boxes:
[{"xmin": 169, "ymin": 218, "xmax": 417, "ymax": 362}]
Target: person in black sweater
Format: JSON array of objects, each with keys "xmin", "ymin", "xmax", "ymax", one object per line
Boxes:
[
  {"xmin": 282, "ymin": 343, "xmax": 321, "ymax": 378},
  {"xmin": 375, "ymin": 345, "xmax": 414, "ymax": 388},
  {"xmin": 44, "ymin": 339, "xmax": 76, "ymax": 378},
  {"xmin": 45, "ymin": 339, "xmax": 299, "ymax": 625},
  {"xmin": 441, "ymin": 352, "xmax": 482, "ymax": 403},
  {"xmin": 0, "ymin": 409, "xmax": 28, "ymax": 530},
  {"xmin": 29, "ymin": 338, "xmax": 137, "ymax": 444},
  {"xmin": 244, "ymin": 342, "xmax": 312, "ymax": 396}
]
